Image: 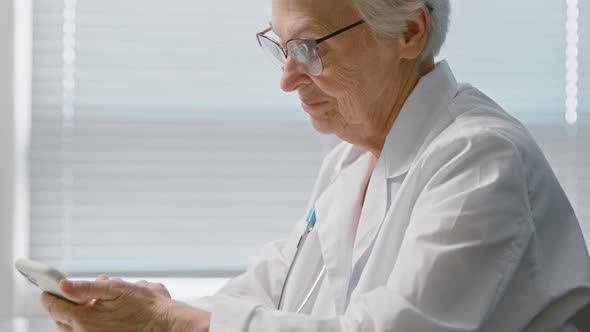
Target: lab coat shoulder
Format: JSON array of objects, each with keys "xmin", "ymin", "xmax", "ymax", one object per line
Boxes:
[
  {"xmin": 410, "ymin": 83, "xmax": 533, "ymax": 210},
  {"xmin": 358, "ymin": 89, "xmax": 538, "ymax": 331},
  {"xmin": 444, "ymin": 88, "xmax": 590, "ymax": 329},
  {"xmin": 378, "ymin": 85, "xmax": 590, "ymax": 331}
]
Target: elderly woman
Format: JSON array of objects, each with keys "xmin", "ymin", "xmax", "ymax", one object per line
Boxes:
[{"xmin": 41, "ymin": 0, "xmax": 590, "ymax": 331}]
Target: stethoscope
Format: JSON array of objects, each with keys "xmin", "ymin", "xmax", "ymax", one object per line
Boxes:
[{"xmin": 277, "ymin": 206, "xmax": 327, "ymax": 313}]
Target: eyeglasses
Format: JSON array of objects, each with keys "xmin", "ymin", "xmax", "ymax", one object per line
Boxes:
[{"xmin": 256, "ymin": 20, "xmax": 365, "ymax": 76}]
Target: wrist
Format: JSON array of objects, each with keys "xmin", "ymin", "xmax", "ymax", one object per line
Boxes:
[
  {"xmin": 165, "ymin": 300, "xmax": 211, "ymax": 332},
  {"xmin": 146, "ymin": 297, "xmax": 176, "ymax": 332}
]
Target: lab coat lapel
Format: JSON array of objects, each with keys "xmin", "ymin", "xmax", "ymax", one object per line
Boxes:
[
  {"xmin": 314, "ymin": 151, "xmax": 373, "ymax": 314},
  {"xmin": 351, "ymin": 158, "xmax": 389, "ymax": 268},
  {"xmin": 351, "ymin": 61, "xmax": 459, "ymax": 272}
]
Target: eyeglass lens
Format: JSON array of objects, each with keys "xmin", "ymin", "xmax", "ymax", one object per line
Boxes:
[
  {"xmin": 287, "ymin": 40, "xmax": 322, "ymax": 76},
  {"xmin": 258, "ymin": 36, "xmax": 286, "ymax": 68},
  {"xmin": 258, "ymin": 35, "xmax": 323, "ymax": 76}
]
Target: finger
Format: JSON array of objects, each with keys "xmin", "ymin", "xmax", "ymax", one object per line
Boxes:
[
  {"xmin": 134, "ymin": 280, "xmax": 170, "ymax": 298},
  {"xmin": 60, "ymin": 279, "xmax": 124, "ymax": 303},
  {"xmin": 149, "ymin": 282, "xmax": 171, "ymax": 299},
  {"xmin": 55, "ymin": 321, "xmax": 73, "ymax": 332},
  {"xmin": 95, "ymin": 274, "xmax": 110, "ymax": 282},
  {"xmin": 41, "ymin": 292, "xmax": 76, "ymax": 326},
  {"xmin": 135, "ymin": 280, "xmax": 149, "ymax": 287},
  {"xmin": 90, "ymin": 275, "xmax": 112, "ymax": 305}
]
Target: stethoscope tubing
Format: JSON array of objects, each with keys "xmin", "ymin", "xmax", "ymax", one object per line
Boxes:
[
  {"xmin": 277, "ymin": 207, "xmax": 317, "ymax": 311},
  {"xmin": 296, "ymin": 265, "xmax": 326, "ymax": 313},
  {"xmin": 277, "ymin": 226, "xmax": 307, "ymax": 310}
]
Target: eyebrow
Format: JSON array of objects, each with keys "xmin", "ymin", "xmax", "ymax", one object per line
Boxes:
[{"xmin": 269, "ymin": 20, "xmax": 329, "ymax": 43}]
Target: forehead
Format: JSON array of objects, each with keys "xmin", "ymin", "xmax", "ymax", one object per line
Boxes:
[{"xmin": 271, "ymin": 0, "xmax": 358, "ymax": 39}]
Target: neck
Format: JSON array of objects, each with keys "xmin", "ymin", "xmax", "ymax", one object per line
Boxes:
[{"xmin": 345, "ymin": 58, "xmax": 435, "ymax": 159}]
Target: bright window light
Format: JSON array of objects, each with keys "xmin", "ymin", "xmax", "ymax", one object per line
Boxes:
[{"xmin": 566, "ymin": 0, "xmax": 579, "ymax": 125}]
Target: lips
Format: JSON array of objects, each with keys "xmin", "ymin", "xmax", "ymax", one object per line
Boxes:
[{"xmin": 300, "ymin": 99, "xmax": 329, "ymax": 108}]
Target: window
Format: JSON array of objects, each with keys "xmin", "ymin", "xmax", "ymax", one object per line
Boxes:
[
  {"xmin": 28, "ymin": 0, "xmax": 589, "ymax": 281},
  {"xmin": 30, "ymin": 0, "xmax": 337, "ymax": 277}
]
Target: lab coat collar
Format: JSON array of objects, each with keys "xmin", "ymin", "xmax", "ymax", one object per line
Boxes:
[
  {"xmin": 381, "ymin": 60, "xmax": 458, "ymax": 179},
  {"xmin": 334, "ymin": 142, "xmax": 370, "ymax": 175},
  {"xmin": 350, "ymin": 60, "xmax": 459, "ymax": 285}
]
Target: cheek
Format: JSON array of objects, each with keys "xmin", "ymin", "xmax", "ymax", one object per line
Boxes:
[{"xmin": 315, "ymin": 64, "xmax": 368, "ymax": 122}]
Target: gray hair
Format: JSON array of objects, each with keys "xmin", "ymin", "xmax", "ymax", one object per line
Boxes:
[{"xmin": 352, "ymin": 0, "xmax": 451, "ymax": 59}]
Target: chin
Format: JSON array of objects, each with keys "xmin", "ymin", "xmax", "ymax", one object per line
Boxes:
[{"xmin": 309, "ymin": 116, "xmax": 341, "ymax": 135}]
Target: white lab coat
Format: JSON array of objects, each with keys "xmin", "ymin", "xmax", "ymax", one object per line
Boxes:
[{"xmin": 190, "ymin": 61, "xmax": 590, "ymax": 331}]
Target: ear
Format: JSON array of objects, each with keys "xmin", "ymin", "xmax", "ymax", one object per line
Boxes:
[{"xmin": 399, "ymin": 6, "xmax": 430, "ymax": 60}]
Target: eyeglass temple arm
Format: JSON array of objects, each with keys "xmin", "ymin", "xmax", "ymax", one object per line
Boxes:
[
  {"xmin": 315, "ymin": 4, "xmax": 433, "ymax": 43},
  {"xmin": 257, "ymin": 27, "xmax": 272, "ymax": 35},
  {"xmin": 315, "ymin": 20, "xmax": 365, "ymax": 44},
  {"xmin": 256, "ymin": 27, "xmax": 273, "ymax": 47}
]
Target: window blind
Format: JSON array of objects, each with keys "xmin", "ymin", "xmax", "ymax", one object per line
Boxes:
[
  {"xmin": 30, "ymin": 0, "xmax": 337, "ymax": 275},
  {"xmin": 441, "ymin": 0, "xmax": 566, "ymax": 122},
  {"xmin": 30, "ymin": 0, "xmax": 590, "ymax": 276}
]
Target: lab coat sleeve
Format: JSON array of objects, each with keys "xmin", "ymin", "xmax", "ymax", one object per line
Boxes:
[
  {"xmin": 205, "ymin": 128, "xmax": 535, "ymax": 331},
  {"xmin": 186, "ymin": 222, "xmax": 306, "ymax": 311}
]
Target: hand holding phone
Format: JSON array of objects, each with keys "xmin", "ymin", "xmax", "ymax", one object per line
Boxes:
[{"xmin": 14, "ymin": 258, "xmax": 84, "ymax": 304}]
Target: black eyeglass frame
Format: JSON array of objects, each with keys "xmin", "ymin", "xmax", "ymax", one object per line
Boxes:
[
  {"xmin": 255, "ymin": 20, "xmax": 365, "ymax": 74},
  {"xmin": 256, "ymin": 20, "xmax": 365, "ymax": 60}
]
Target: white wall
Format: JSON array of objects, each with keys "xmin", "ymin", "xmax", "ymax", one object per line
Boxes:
[
  {"xmin": 1, "ymin": 0, "xmax": 31, "ymax": 318},
  {"xmin": 0, "ymin": 0, "xmax": 17, "ymax": 319}
]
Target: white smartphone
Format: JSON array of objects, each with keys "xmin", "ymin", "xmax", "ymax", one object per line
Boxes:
[{"xmin": 14, "ymin": 258, "xmax": 83, "ymax": 304}]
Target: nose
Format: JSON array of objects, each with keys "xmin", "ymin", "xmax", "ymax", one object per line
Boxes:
[{"xmin": 279, "ymin": 57, "xmax": 313, "ymax": 92}]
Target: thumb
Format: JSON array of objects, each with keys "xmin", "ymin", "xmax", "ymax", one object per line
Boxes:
[{"xmin": 60, "ymin": 279, "xmax": 123, "ymax": 302}]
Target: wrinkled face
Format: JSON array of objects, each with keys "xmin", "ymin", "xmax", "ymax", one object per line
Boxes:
[{"xmin": 271, "ymin": 0, "xmax": 404, "ymax": 135}]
